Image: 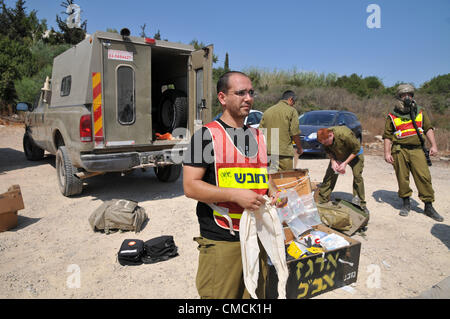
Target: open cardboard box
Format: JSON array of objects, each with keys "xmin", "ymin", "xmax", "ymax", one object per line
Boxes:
[
  {"xmin": 267, "ymin": 170, "xmax": 361, "ymax": 299},
  {"xmin": 0, "ymin": 185, "xmax": 25, "ymax": 232}
]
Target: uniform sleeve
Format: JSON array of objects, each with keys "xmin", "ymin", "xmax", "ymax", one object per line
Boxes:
[
  {"xmin": 346, "ymin": 130, "xmax": 361, "ymax": 155},
  {"xmin": 382, "ymin": 115, "xmax": 394, "ymax": 140},
  {"xmin": 259, "ymin": 114, "xmax": 266, "ymax": 129},
  {"xmin": 422, "ymin": 110, "xmax": 434, "ymax": 132},
  {"xmin": 289, "ymin": 108, "xmax": 301, "ymax": 136}
]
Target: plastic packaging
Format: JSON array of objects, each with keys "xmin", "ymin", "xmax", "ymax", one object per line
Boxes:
[
  {"xmin": 276, "ymin": 189, "xmax": 311, "ymax": 239},
  {"xmin": 281, "ymin": 189, "xmax": 321, "ymax": 227},
  {"xmin": 320, "ymin": 233, "xmax": 350, "ymax": 251},
  {"xmin": 286, "ymin": 217, "xmax": 311, "ymax": 239},
  {"xmin": 298, "ymin": 193, "xmax": 322, "ymax": 226},
  {"xmin": 286, "ymin": 189, "xmax": 305, "ymax": 216}
]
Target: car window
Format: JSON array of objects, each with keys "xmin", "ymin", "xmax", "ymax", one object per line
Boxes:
[
  {"xmin": 344, "ymin": 114, "xmax": 357, "ymax": 124},
  {"xmin": 299, "ymin": 113, "xmax": 336, "ymax": 126},
  {"xmin": 60, "ymin": 75, "xmax": 71, "ymax": 97},
  {"xmin": 337, "ymin": 113, "xmax": 346, "ymax": 125}
]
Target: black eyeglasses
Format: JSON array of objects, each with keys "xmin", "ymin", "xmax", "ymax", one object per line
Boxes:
[{"xmin": 231, "ymin": 89, "xmax": 255, "ymax": 97}]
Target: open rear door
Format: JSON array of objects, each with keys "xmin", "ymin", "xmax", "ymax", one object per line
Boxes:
[
  {"xmin": 188, "ymin": 45, "xmax": 213, "ymax": 136},
  {"xmin": 100, "ymin": 39, "xmax": 152, "ymax": 148}
]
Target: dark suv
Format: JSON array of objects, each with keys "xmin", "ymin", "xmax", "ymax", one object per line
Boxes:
[{"xmin": 298, "ymin": 110, "xmax": 362, "ymax": 156}]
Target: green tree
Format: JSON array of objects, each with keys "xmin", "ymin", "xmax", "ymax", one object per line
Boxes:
[
  {"xmin": 224, "ymin": 52, "xmax": 230, "ymax": 72},
  {"xmin": 0, "ymin": 0, "xmax": 46, "ymax": 44},
  {"xmin": 154, "ymin": 29, "xmax": 161, "ymax": 40},
  {"xmin": 15, "ymin": 41, "xmax": 71, "ymax": 104},
  {"xmin": 47, "ymin": 0, "xmax": 87, "ymax": 45},
  {"xmin": 0, "ymin": 34, "xmax": 35, "ymax": 109},
  {"xmin": 334, "ymin": 73, "xmax": 368, "ymax": 97},
  {"xmin": 420, "ymin": 74, "xmax": 450, "ymax": 95},
  {"xmin": 419, "ymin": 74, "xmax": 450, "ymax": 114},
  {"xmin": 364, "ymin": 76, "xmax": 384, "ymax": 91}
]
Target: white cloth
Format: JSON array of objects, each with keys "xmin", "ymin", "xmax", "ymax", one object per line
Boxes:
[{"xmin": 239, "ymin": 196, "xmax": 289, "ymax": 299}]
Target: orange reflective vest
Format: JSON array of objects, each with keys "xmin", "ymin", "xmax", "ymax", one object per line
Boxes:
[
  {"xmin": 388, "ymin": 111, "xmax": 423, "ymax": 139},
  {"xmin": 204, "ymin": 120, "xmax": 269, "ymax": 234}
]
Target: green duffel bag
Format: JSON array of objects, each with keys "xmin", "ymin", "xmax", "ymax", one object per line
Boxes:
[
  {"xmin": 316, "ymin": 201, "xmax": 352, "ymax": 231},
  {"xmin": 316, "ymin": 198, "xmax": 369, "ymax": 236},
  {"xmin": 89, "ymin": 199, "xmax": 148, "ymax": 234}
]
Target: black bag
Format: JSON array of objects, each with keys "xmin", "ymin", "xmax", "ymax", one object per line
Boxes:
[
  {"xmin": 117, "ymin": 239, "xmax": 144, "ymax": 266},
  {"xmin": 142, "ymin": 235, "xmax": 178, "ymax": 264}
]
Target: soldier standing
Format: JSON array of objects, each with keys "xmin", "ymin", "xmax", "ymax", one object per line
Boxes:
[
  {"xmin": 259, "ymin": 90, "xmax": 303, "ymax": 172},
  {"xmin": 383, "ymin": 84, "xmax": 443, "ymax": 222}
]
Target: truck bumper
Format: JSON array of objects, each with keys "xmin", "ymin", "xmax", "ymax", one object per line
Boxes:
[{"xmin": 80, "ymin": 147, "xmax": 186, "ymax": 172}]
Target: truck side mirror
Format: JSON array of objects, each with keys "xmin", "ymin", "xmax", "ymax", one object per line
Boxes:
[{"xmin": 16, "ymin": 102, "xmax": 30, "ymax": 112}]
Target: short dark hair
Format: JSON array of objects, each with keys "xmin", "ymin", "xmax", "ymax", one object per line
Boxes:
[
  {"xmin": 217, "ymin": 71, "xmax": 249, "ymax": 94},
  {"xmin": 281, "ymin": 90, "xmax": 296, "ymax": 101}
]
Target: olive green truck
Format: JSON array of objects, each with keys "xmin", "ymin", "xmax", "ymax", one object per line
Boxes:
[{"xmin": 17, "ymin": 29, "xmax": 213, "ymax": 197}]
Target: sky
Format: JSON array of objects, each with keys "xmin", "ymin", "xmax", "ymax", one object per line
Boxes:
[{"xmin": 6, "ymin": 0, "xmax": 450, "ymax": 87}]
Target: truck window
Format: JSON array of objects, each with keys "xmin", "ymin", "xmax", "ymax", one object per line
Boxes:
[
  {"xmin": 60, "ymin": 75, "xmax": 71, "ymax": 96},
  {"xmin": 117, "ymin": 65, "xmax": 135, "ymax": 125}
]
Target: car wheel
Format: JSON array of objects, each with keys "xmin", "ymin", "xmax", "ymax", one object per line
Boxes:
[
  {"xmin": 56, "ymin": 146, "xmax": 83, "ymax": 197},
  {"xmin": 154, "ymin": 164, "xmax": 182, "ymax": 182},
  {"xmin": 158, "ymin": 89, "xmax": 187, "ymax": 133},
  {"xmin": 23, "ymin": 133, "xmax": 44, "ymax": 161}
]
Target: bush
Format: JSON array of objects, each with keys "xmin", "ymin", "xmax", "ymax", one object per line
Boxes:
[{"xmin": 420, "ymin": 74, "xmax": 450, "ymax": 95}]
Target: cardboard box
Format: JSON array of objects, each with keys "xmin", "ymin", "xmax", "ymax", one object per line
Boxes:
[
  {"xmin": 0, "ymin": 185, "xmax": 25, "ymax": 232},
  {"xmin": 266, "ymin": 224, "xmax": 361, "ymax": 299},
  {"xmin": 270, "ymin": 169, "xmax": 312, "ymax": 197}
]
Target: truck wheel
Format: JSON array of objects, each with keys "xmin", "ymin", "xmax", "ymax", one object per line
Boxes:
[
  {"xmin": 56, "ymin": 146, "xmax": 83, "ymax": 196},
  {"xmin": 23, "ymin": 133, "xmax": 44, "ymax": 161},
  {"xmin": 158, "ymin": 89, "xmax": 187, "ymax": 132},
  {"xmin": 154, "ymin": 164, "xmax": 182, "ymax": 182}
]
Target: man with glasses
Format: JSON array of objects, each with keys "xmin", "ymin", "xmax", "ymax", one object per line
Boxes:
[
  {"xmin": 259, "ymin": 90, "xmax": 303, "ymax": 172},
  {"xmin": 183, "ymin": 71, "xmax": 283, "ymax": 299},
  {"xmin": 383, "ymin": 84, "xmax": 443, "ymax": 222}
]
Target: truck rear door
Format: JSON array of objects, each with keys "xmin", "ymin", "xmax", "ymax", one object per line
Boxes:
[
  {"xmin": 101, "ymin": 40, "xmax": 152, "ymax": 147},
  {"xmin": 188, "ymin": 45, "xmax": 213, "ymax": 135}
]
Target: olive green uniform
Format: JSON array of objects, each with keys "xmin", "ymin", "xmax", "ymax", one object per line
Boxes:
[
  {"xmin": 259, "ymin": 100, "xmax": 301, "ymax": 172},
  {"xmin": 382, "ymin": 107, "xmax": 434, "ymax": 202},
  {"xmin": 318, "ymin": 126, "xmax": 365, "ymax": 205}
]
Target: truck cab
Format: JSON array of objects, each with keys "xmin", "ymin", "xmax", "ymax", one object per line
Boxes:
[{"xmin": 17, "ymin": 29, "xmax": 213, "ymax": 196}]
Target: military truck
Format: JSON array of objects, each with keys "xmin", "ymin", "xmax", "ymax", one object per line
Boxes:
[{"xmin": 17, "ymin": 29, "xmax": 213, "ymax": 197}]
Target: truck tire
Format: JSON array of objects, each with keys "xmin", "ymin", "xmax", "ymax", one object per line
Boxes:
[
  {"xmin": 56, "ymin": 146, "xmax": 83, "ymax": 197},
  {"xmin": 23, "ymin": 133, "xmax": 44, "ymax": 161},
  {"xmin": 158, "ymin": 89, "xmax": 187, "ymax": 132},
  {"xmin": 154, "ymin": 164, "xmax": 182, "ymax": 182}
]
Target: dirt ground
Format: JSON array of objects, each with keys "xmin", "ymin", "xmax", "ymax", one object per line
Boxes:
[{"xmin": 0, "ymin": 123, "xmax": 449, "ymax": 299}]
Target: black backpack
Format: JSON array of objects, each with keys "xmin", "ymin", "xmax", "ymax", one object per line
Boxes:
[{"xmin": 142, "ymin": 235, "xmax": 178, "ymax": 264}]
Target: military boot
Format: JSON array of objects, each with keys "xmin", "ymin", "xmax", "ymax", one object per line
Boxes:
[
  {"xmin": 399, "ymin": 197, "xmax": 410, "ymax": 217},
  {"xmin": 424, "ymin": 202, "xmax": 444, "ymax": 222}
]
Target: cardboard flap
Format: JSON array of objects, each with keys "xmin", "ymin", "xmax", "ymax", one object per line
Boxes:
[{"xmin": 0, "ymin": 185, "xmax": 25, "ymax": 214}]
